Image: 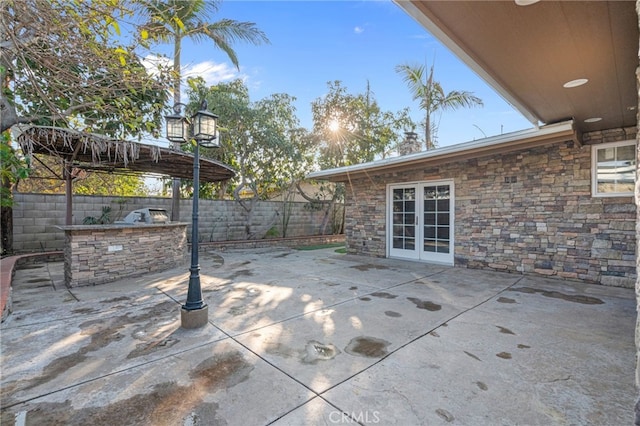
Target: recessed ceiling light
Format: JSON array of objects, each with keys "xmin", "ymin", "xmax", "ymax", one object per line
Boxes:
[
  {"xmin": 515, "ymin": 0, "xmax": 540, "ymax": 5},
  {"xmin": 584, "ymin": 117, "xmax": 602, "ymax": 123},
  {"xmin": 563, "ymin": 78, "xmax": 589, "ymax": 88}
]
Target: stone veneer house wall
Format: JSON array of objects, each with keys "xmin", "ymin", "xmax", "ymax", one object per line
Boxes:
[{"xmin": 310, "ymin": 122, "xmax": 636, "ymax": 288}]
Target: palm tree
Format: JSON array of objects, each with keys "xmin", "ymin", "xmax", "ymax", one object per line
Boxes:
[
  {"xmin": 395, "ymin": 63, "xmax": 483, "ymax": 150},
  {"xmin": 139, "ymin": 0, "xmax": 269, "ymax": 220}
]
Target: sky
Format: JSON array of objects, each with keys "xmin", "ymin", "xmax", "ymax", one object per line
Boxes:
[{"xmin": 149, "ymin": 0, "xmax": 533, "ymax": 149}]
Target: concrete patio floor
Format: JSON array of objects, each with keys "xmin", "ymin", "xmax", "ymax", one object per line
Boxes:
[{"xmin": 0, "ymin": 246, "xmax": 636, "ymax": 425}]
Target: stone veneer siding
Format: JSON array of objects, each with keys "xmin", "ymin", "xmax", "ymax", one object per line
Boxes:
[
  {"xmin": 343, "ymin": 127, "xmax": 636, "ymax": 288},
  {"xmin": 61, "ymin": 223, "xmax": 187, "ymax": 287}
]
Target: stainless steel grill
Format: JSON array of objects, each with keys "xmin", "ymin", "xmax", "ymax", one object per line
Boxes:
[{"xmin": 117, "ymin": 208, "xmax": 169, "ymax": 225}]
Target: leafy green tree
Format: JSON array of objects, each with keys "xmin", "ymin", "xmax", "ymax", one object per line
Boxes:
[
  {"xmin": 308, "ymin": 80, "xmax": 414, "ymax": 235},
  {"xmin": 395, "ymin": 63, "xmax": 483, "ymax": 149},
  {"xmin": 311, "ymin": 80, "xmax": 415, "ymax": 168},
  {"xmin": 0, "ymin": 0, "xmax": 172, "ymax": 251},
  {"xmin": 295, "ymin": 180, "xmax": 345, "ymax": 236},
  {"xmin": 0, "ymin": 0, "xmax": 170, "ymax": 136},
  {"xmin": 187, "ymin": 78, "xmax": 314, "ymax": 239},
  {"xmin": 137, "ymin": 0, "xmax": 269, "ymax": 221},
  {"xmin": 15, "ymin": 154, "xmax": 148, "ymax": 197},
  {"xmin": 75, "ymin": 175, "xmax": 148, "ymax": 197},
  {"xmin": 139, "ymin": 0, "xmax": 269, "ymax": 104},
  {"xmin": 1, "ymin": 131, "xmax": 30, "ymax": 254}
]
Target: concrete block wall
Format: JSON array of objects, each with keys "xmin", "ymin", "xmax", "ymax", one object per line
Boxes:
[
  {"xmin": 12, "ymin": 194, "xmax": 342, "ymax": 252},
  {"xmin": 343, "ymin": 127, "xmax": 636, "ymax": 287},
  {"xmin": 12, "ymin": 193, "xmax": 67, "ymax": 252}
]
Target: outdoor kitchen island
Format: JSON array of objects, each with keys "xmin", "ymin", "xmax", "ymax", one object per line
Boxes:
[{"xmin": 58, "ymin": 215, "xmax": 187, "ymax": 287}]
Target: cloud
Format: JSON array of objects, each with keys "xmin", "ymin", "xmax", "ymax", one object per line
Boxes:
[
  {"xmin": 183, "ymin": 60, "xmax": 241, "ymax": 85},
  {"xmin": 141, "ymin": 54, "xmax": 171, "ymax": 76},
  {"xmin": 354, "ymin": 26, "xmax": 364, "ymax": 34},
  {"xmin": 141, "ymin": 54, "xmax": 245, "ymax": 85},
  {"xmin": 142, "ymin": 55, "xmax": 251, "ymax": 102}
]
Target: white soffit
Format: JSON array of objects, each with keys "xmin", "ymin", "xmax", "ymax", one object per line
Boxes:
[{"xmin": 393, "ymin": 0, "xmax": 541, "ymax": 127}]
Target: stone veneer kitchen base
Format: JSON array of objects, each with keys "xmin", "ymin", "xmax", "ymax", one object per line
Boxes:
[{"xmin": 59, "ymin": 223, "xmax": 187, "ymax": 287}]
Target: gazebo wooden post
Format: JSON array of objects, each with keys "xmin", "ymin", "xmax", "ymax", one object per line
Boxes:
[
  {"xmin": 64, "ymin": 160, "xmax": 73, "ymax": 225},
  {"xmin": 64, "ymin": 141, "xmax": 83, "ymax": 226}
]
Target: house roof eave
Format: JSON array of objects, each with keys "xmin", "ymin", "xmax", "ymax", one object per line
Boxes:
[
  {"xmin": 307, "ymin": 120, "xmax": 577, "ymax": 183},
  {"xmin": 393, "ymin": 0, "xmax": 541, "ymax": 128}
]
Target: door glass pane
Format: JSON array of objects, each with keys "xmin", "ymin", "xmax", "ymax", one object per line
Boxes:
[
  {"xmin": 437, "ymin": 226, "xmax": 449, "ymax": 240},
  {"xmin": 391, "ymin": 187, "xmax": 417, "ymax": 252},
  {"xmin": 404, "ymin": 188, "xmax": 415, "ymax": 200},
  {"xmin": 424, "ymin": 187, "xmax": 437, "ymax": 200},
  {"xmin": 424, "ymin": 226, "xmax": 436, "ymax": 239},
  {"xmin": 436, "ymin": 241, "xmax": 450, "ymax": 253},
  {"xmin": 424, "ymin": 213, "xmax": 436, "ymax": 225},
  {"xmin": 424, "ymin": 199, "xmax": 436, "ymax": 212},
  {"xmin": 437, "ymin": 186, "xmax": 450, "ymax": 199},
  {"xmin": 423, "ymin": 184, "xmax": 451, "ymax": 257},
  {"xmin": 404, "ymin": 225, "xmax": 415, "ymax": 237}
]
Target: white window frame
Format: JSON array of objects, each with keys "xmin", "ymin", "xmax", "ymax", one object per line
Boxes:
[{"xmin": 591, "ymin": 140, "xmax": 636, "ymax": 197}]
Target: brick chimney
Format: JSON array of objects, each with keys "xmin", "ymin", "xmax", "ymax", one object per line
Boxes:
[{"xmin": 397, "ymin": 131, "xmax": 421, "ymax": 156}]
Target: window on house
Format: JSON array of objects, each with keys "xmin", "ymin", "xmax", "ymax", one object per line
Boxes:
[{"xmin": 592, "ymin": 140, "xmax": 636, "ymax": 197}]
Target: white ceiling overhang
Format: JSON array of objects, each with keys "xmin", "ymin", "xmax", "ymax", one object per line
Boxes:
[{"xmin": 394, "ymin": 1, "xmax": 638, "ymax": 134}]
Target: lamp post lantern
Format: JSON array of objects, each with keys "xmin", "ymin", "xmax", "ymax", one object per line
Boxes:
[{"xmin": 166, "ymin": 101, "xmax": 218, "ymax": 329}]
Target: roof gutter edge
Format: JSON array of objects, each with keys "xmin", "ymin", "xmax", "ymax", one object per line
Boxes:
[{"xmin": 307, "ymin": 120, "xmax": 576, "ymax": 181}]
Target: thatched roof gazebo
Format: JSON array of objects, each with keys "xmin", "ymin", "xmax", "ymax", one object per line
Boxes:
[{"xmin": 16, "ymin": 125, "xmax": 235, "ymax": 224}]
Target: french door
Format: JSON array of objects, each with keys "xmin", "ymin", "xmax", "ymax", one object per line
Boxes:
[{"xmin": 388, "ymin": 180, "xmax": 454, "ymax": 265}]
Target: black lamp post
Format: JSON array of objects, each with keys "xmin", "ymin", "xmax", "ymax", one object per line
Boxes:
[{"xmin": 165, "ymin": 101, "xmax": 218, "ymax": 328}]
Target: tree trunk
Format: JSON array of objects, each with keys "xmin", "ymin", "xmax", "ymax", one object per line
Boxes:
[
  {"xmin": 243, "ymin": 195, "xmax": 259, "ymax": 239},
  {"xmin": 170, "ymin": 33, "xmax": 182, "ymax": 222},
  {"xmin": 0, "ymin": 95, "xmax": 21, "ymax": 133},
  {"xmin": 425, "ymin": 111, "xmax": 432, "ymax": 150}
]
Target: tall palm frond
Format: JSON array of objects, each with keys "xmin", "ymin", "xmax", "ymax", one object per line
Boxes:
[
  {"xmin": 396, "ymin": 62, "xmax": 483, "ymax": 149},
  {"xmin": 137, "ymin": 0, "xmax": 269, "ymax": 221},
  {"xmin": 140, "ymin": 0, "xmax": 268, "ymax": 71}
]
